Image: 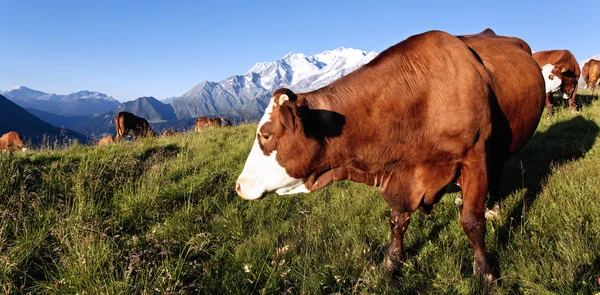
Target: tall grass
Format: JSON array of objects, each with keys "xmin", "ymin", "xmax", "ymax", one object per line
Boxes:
[{"xmin": 1, "ymin": 97, "xmax": 599, "ymax": 294}]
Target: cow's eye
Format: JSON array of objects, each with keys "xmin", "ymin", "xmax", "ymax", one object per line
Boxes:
[{"xmin": 261, "ymin": 133, "xmax": 272, "ymax": 141}]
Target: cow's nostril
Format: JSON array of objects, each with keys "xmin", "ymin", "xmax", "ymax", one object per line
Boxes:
[{"xmin": 235, "ymin": 182, "xmax": 241, "ymax": 193}]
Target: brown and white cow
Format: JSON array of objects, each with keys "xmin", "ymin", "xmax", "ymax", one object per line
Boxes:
[
  {"xmin": 0, "ymin": 131, "xmax": 28, "ymax": 152},
  {"xmin": 98, "ymin": 134, "xmax": 115, "ymax": 146},
  {"xmin": 161, "ymin": 129, "xmax": 179, "ymax": 137},
  {"xmin": 236, "ymin": 29, "xmax": 545, "ymax": 280},
  {"xmin": 532, "ymin": 50, "xmax": 581, "ymax": 116},
  {"xmin": 582, "ymin": 59, "xmax": 600, "ymax": 92},
  {"xmin": 114, "ymin": 112, "xmax": 155, "ymax": 141},
  {"xmin": 195, "ymin": 117, "xmax": 232, "ymax": 131}
]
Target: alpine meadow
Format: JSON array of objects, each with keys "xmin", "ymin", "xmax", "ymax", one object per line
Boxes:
[{"xmin": 1, "ymin": 93, "xmax": 599, "ymax": 295}]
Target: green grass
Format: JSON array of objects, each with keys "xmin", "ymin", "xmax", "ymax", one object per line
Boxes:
[{"xmin": 1, "ymin": 97, "xmax": 600, "ymax": 294}]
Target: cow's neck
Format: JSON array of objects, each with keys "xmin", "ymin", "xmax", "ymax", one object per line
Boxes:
[{"xmin": 297, "ymin": 84, "xmax": 417, "ymax": 193}]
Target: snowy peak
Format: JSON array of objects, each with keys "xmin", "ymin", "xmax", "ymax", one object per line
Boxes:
[
  {"xmin": 64, "ymin": 90, "xmax": 117, "ymax": 102},
  {"xmin": 2, "ymin": 86, "xmax": 121, "ymax": 116},
  {"xmin": 313, "ymin": 47, "xmax": 372, "ymax": 66},
  {"xmin": 171, "ymin": 46, "xmax": 379, "ymax": 121},
  {"xmin": 3, "ymin": 86, "xmax": 49, "ymax": 101},
  {"xmin": 240, "ymin": 47, "xmax": 377, "ymax": 93},
  {"xmin": 2, "ymin": 86, "xmax": 116, "ymax": 102}
]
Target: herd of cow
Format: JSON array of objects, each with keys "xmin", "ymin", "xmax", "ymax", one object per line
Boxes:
[
  {"xmin": 96, "ymin": 111, "xmax": 233, "ymax": 146},
  {"xmin": 1, "ymin": 28, "xmax": 599, "ymax": 282},
  {"xmin": 0, "ymin": 111, "xmax": 233, "ymax": 151}
]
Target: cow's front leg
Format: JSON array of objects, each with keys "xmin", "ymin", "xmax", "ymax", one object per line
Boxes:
[
  {"xmin": 545, "ymin": 93, "xmax": 554, "ymax": 117},
  {"xmin": 384, "ymin": 209, "xmax": 410, "ymax": 272},
  {"xmin": 567, "ymin": 95, "xmax": 577, "ymax": 112}
]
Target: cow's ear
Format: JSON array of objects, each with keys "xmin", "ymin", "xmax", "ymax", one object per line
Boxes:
[
  {"xmin": 272, "ymin": 88, "xmax": 298, "ymax": 106},
  {"xmin": 279, "ymin": 100, "xmax": 299, "ymax": 131},
  {"xmin": 558, "ymin": 65, "xmax": 569, "ymax": 73}
]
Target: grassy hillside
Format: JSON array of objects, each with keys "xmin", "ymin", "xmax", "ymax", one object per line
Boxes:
[{"xmin": 1, "ymin": 97, "xmax": 599, "ymax": 294}]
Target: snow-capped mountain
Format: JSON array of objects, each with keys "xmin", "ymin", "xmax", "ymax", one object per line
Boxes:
[
  {"xmin": 2, "ymin": 86, "xmax": 121, "ymax": 116},
  {"xmin": 170, "ymin": 47, "xmax": 378, "ymax": 122},
  {"xmin": 162, "ymin": 96, "xmax": 178, "ymax": 104}
]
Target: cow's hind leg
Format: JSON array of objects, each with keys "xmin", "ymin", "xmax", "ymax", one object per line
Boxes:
[
  {"xmin": 383, "ymin": 209, "xmax": 410, "ymax": 272},
  {"xmin": 484, "ymin": 160, "xmax": 503, "ymax": 221},
  {"xmin": 460, "ymin": 149, "xmax": 492, "ymax": 281}
]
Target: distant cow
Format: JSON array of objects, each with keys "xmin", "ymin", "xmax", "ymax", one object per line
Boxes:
[
  {"xmin": 582, "ymin": 59, "xmax": 600, "ymax": 92},
  {"xmin": 236, "ymin": 29, "xmax": 545, "ymax": 280},
  {"xmin": 98, "ymin": 134, "xmax": 115, "ymax": 146},
  {"xmin": 161, "ymin": 129, "xmax": 179, "ymax": 137},
  {"xmin": 114, "ymin": 112, "xmax": 155, "ymax": 141},
  {"xmin": 0, "ymin": 131, "xmax": 27, "ymax": 152},
  {"xmin": 195, "ymin": 117, "xmax": 232, "ymax": 131},
  {"xmin": 532, "ymin": 50, "xmax": 581, "ymax": 116}
]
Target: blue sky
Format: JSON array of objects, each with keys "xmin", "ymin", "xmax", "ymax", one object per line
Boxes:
[{"xmin": 1, "ymin": 0, "xmax": 598, "ymax": 102}]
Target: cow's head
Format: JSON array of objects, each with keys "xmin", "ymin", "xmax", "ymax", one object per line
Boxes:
[
  {"xmin": 542, "ymin": 64, "xmax": 578, "ymax": 99},
  {"xmin": 236, "ymin": 88, "xmax": 322, "ymax": 200}
]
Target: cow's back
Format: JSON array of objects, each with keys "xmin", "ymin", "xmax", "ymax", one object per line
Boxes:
[
  {"xmin": 98, "ymin": 135, "xmax": 114, "ymax": 146},
  {"xmin": 532, "ymin": 50, "xmax": 580, "ymax": 77},
  {"xmin": 0, "ymin": 131, "xmax": 25, "ymax": 151},
  {"xmin": 307, "ymin": 30, "xmax": 495, "ymax": 174},
  {"xmin": 460, "ymin": 31, "xmax": 545, "ymax": 159},
  {"xmin": 583, "ymin": 59, "xmax": 600, "ymax": 88}
]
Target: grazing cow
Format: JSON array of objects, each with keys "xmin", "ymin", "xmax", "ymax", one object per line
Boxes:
[
  {"xmin": 532, "ymin": 50, "xmax": 581, "ymax": 116},
  {"xmin": 114, "ymin": 112, "xmax": 155, "ymax": 141},
  {"xmin": 582, "ymin": 59, "xmax": 600, "ymax": 92},
  {"xmin": 161, "ymin": 129, "xmax": 179, "ymax": 137},
  {"xmin": 195, "ymin": 117, "xmax": 232, "ymax": 131},
  {"xmin": 0, "ymin": 131, "xmax": 27, "ymax": 152},
  {"xmin": 98, "ymin": 134, "xmax": 115, "ymax": 146},
  {"xmin": 235, "ymin": 29, "xmax": 545, "ymax": 280}
]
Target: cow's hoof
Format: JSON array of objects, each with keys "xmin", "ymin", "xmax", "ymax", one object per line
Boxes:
[
  {"xmin": 383, "ymin": 249, "xmax": 403, "ymax": 272},
  {"xmin": 473, "ymin": 260, "xmax": 494, "ymax": 282},
  {"xmin": 484, "ymin": 203, "xmax": 500, "ymax": 221},
  {"xmin": 454, "ymin": 194, "xmax": 463, "ymax": 208},
  {"xmin": 383, "ymin": 256, "xmax": 395, "ymax": 272}
]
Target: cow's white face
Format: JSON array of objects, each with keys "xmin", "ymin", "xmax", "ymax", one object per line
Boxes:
[
  {"xmin": 236, "ymin": 93, "xmax": 310, "ymax": 200},
  {"xmin": 541, "ymin": 64, "xmax": 562, "ymax": 94}
]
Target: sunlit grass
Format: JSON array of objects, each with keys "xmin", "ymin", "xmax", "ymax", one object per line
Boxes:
[{"xmin": 1, "ymin": 97, "xmax": 599, "ymax": 294}]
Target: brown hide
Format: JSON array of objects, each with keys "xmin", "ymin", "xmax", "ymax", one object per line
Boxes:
[
  {"xmin": 98, "ymin": 134, "xmax": 115, "ymax": 146},
  {"xmin": 458, "ymin": 29, "xmax": 546, "ymax": 158},
  {"xmin": 239, "ymin": 29, "xmax": 545, "ymax": 278},
  {"xmin": 582, "ymin": 59, "xmax": 600, "ymax": 90},
  {"xmin": 161, "ymin": 129, "xmax": 179, "ymax": 137},
  {"xmin": 195, "ymin": 117, "xmax": 231, "ymax": 131},
  {"xmin": 457, "ymin": 28, "xmax": 533, "ymax": 54},
  {"xmin": 259, "ymin": 30, "xmax": 544, "ymax": 200},
  {"xmin": 114, "ymin": 112, "xmax": 154, "ymax": 140},
  {"xmin": 0, "ymin": 131, "xmax": 26, "ymax": 152}
]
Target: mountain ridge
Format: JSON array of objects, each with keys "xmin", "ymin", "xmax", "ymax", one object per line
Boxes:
[
  {"xmin": 0, "ymin": 94, "xmax": 87, "ymax": 145},
  {"xmin": 2, "ymin": 86, "xmax": 121, "ymax": 116},
  {"xmin": 170, "ymin": 47, "xmax": 378, "ymax": 122}
]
